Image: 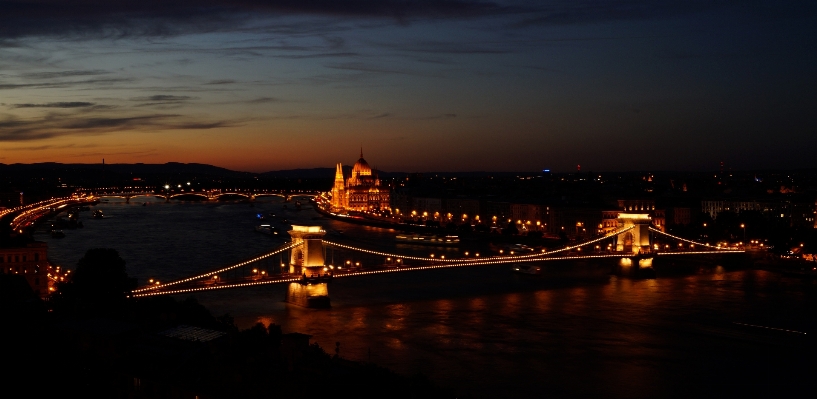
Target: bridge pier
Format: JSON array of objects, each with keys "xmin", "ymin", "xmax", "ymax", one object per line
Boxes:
[
  {"xmin": 615, "ymin": 255, "xmax": 655, "ymax": 278},
  {"xmin": 286, "ymin": 225, "xmax": 331, "ymax": 308}
]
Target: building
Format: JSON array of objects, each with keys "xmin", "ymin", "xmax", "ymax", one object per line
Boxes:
[
  {"xmin": 666, "ymin": 207, "xmax": 692, "ymax": 226},
  {"xmin": 511, "ymin": 203, "xmax": 545, "ymax": 232},
  {"xmin": 0, "ymin": 241, "xmax": 53, "ymax": 297},
  {"xmin": 330, "ymin": 150, "xmax": 391, "ymax": 213}
]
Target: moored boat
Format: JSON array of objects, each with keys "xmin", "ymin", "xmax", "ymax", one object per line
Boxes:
[
  {"xmin": 512, "ymin": 265, "xmax": 541, "ymax": 275},
  {"xmin": 395, "ymin": 234, "xmax": 459, "ymax": 245},
  {"xmin": 255, "ymin": 224, "xmax": 280, "ymax": 235}
]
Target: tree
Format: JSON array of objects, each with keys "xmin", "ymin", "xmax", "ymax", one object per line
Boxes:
[
  {"xmin": 503, "ymin": 221, "xmax": 519, "ymax": 236},
  {"xmin": 66, "ymin": 248, "xmax": 135, "ymax": 305}
]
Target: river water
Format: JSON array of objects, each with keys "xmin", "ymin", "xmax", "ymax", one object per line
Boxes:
[{"xmin": 40, "ymin": 198, "xmax": 817, "ymax": 398}]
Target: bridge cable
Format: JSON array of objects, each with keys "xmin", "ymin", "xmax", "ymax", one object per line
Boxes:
[{"xmin": 132, "ymin": 241, "xmax": 302, "ymax": 293}]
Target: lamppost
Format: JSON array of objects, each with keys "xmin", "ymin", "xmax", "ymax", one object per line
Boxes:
[{"xmin": 740, "ymin": 223, "xmax": 746, "ymax": 240}]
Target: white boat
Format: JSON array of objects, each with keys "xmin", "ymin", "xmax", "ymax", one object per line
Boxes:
[
  {"xmin": 395, "ymin": 234, "xmax": 459, "ymax": 245},
  {"xmin": 512, "ymin": 265, "xmax": 541, "ymax": 275},
  {"xmin": 255, "ymin": 225, "xmax": 279, "ymax": 235}
]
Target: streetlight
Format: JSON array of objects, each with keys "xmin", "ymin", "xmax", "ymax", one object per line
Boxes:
[{"xmin": 740, "ymin": 223, "xmax": 746, "ymax": 240}]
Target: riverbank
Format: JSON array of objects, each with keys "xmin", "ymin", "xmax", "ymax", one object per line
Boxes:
[{"xmin": 311, "ymin": 200, "xmax": 561, "ymax": 247}]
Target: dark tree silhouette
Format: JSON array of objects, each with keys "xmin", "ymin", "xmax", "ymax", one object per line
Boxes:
[
  {"xmin": 503, "ymin": 221, "xmax": 519, "ymax": 235},
  {"xmin": 65, "ymin": 248, "xmax": 136, "ymax": 306}
]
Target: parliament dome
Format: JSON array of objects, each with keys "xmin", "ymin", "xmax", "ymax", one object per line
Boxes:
[{"xmin": 351, "ymin": 151, "xmax": 372, "ymax": 177}]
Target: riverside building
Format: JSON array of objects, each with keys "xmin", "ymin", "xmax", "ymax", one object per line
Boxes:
[{"xmin": 330, "ymin": 150, "xmax": 391, "ymax": 213}]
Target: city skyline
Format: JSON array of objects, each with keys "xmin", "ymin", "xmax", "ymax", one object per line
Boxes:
[{"xmin": 1, "ymin": 1, "xmax": 815, "ymax": 173}]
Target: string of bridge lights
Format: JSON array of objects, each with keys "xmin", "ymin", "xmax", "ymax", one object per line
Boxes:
[
  {"xmin": 323, "ymin": 226, "xmax": 635, "ymax": 264},
  {"xmin": 135, "ymin": 252, "xmax": 650, "ymax": 296},
  {"xmin": 131, "ymin": 276, "xmax": 303, "ymax": 297},
  {"xmin": 656, "ymin": 250, "xmax": 744, "ymax": 255},
  {"xmin": 131, "ymin": 242, "xmax": 303, "ymax": 293},
  {"xmin": 133, "ymin": 225, "xmax": 738, "ymax": 297},
  {"xmin": 649, "ymin": 227, "xmax": 739, "ymax": 250}
]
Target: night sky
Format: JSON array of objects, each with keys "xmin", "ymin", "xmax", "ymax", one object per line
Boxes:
[{"xmin": 1, "ymin": 1, "xmax": 815, "ymax": 172}]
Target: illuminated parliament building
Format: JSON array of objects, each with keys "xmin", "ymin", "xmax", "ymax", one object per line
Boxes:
[{"xmin": 330, "ymin": 150, "xmax": 391, "ymax": 212}]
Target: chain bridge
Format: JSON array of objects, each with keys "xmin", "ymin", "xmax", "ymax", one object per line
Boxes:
[{"xmin": 131, "ymin": 214, "xmax": 745, "ymax": 307}]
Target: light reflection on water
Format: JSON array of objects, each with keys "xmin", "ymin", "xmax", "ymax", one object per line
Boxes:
[{"xmin": 41, "ymin": 200, "xmax": 817, "ymax": 398}]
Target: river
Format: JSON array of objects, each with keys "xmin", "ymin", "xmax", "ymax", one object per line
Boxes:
[{"xmin": 40, "ymin": 198, "xmax": 817, "ymax": 398}]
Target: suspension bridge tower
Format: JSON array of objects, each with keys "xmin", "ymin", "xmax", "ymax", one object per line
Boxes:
[
  {"xmin": 616, "ymin": 213, "xmax": 652, "ymax": 254},
  {"xmin": 615, "ymin": 213, "xmax": 655, "ymax": 275},
  {"xmin": 286, "ymin": 225, "xmax": 331, "ymax": 308}
]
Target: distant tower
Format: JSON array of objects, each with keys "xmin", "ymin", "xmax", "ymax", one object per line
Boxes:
[{"xmin": 331, "ymin": 163, "xmax": 346, "ymax": 211}]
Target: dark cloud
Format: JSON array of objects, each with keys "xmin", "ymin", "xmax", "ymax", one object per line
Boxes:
[
  {"xmin": 21, "ymin": 70, "xmax": 109, "ymax": 80},
  {"xmin": 512, "ymin": 1, "xmax": 815, "ymax": 27},
  {"xmin": 381, "ymin": 40, "xmax": 509, "ymax": 55},
  {"xmin": 0, "ymin": 1, "xmax": 511, "ymax": 39},
  {"xmin": 5, "ymin": 143, "xmax": 98, "ymax": 151},
  {"xmin": 247, "ymin": 97, "xmax": 281, "ymax": 104},
  {"xmin": 130, "ymin": 95, "xmax": 197, "ymax": 107},
  {"xmin": 206, "ymin": 79, "xmax": 236, "ymax": 85},
  {"xmin": 10, "ymin": 102, "xmax": 95, "ymax": 108},
  {"xmin": 130, "ymin": 95, "xmax": 194, "ymax": 102},
  {"xmin": 0, "ymin": 112, "xmax": 238, "ymax": 141},
  {"xmin": 325, "ymin": 62, "xmax": 443, "ymax": 78},
  {"xmin": 0, "ymin": 77, "xmax": 134, "ymax": 90}
]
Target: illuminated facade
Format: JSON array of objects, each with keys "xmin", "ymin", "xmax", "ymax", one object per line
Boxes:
[
  {"xmin": 330, "ymin": 150, "xmax": 391, "ymax": 212},
  {"xmin": 0, "ymin": 241, "xmax": 52, "ymax": 297}
]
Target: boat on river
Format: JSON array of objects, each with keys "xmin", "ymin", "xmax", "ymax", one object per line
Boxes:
[
  {"xmin": 512, "ymin": 265, "xmax": 541, "ymax": 275},
  {"xmin": 395, "ymin": 234, "xmax": 459, "ymax": 246},
  {"xmin": 255, "ymin": 224, "xmax": 280, "ymax": 235},
  {"xmin": 92, "ymin": 210, "xmax": 104, "ymax": 219}
]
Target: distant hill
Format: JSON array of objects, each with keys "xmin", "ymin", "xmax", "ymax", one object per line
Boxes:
[
  {"xmin": 260, "ymin": 167, "xmax": 408, "ymax": 179},
  {"xmin": 260, "ymin": 168, "xmax": 337, "ymax": 179},
  {"xmin": 0, "ymin": 162, "xmax": 251, "ymax": 178}
]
